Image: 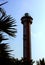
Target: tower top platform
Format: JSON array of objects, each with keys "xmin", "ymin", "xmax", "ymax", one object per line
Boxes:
[{"xmin": 21, "ymin": 13, "xmax": 33, "ymax": 24}]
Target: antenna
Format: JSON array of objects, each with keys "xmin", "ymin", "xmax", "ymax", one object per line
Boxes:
[{"xmin": 0, "ymin": 1, "xmax": 8, "ymax": 6}]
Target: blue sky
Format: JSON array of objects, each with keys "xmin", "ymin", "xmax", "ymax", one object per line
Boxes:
[{"xmin": 0, "ymin": 0, "xmax": 45, "ymax": 61}]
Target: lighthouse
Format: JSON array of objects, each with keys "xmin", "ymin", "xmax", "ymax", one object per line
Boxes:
[{"xmin": 21, "ymin": 13, "xmax": 33, "ymax": 60}]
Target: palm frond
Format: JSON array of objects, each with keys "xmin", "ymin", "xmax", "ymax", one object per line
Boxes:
[
  {"xmin": 0, "ymin": 34, "xmax": 8, "ymax": 43},
  {"xmin": 36, "ymin": 58, "xmax": 45, "ymax": 65},
  {"xmin": 0, "ymin": 15, "xmax": 17, "ymax": 37},
  {"xmin": 0, "ymin": 43, "xmax": 13, "ymax": 58},
  {"xmin": 0, "ymin": 8, "xmax": 6, "ymax": 19},
  {"xmin": 0, "ymin": 1, "xmax": 8, "ymax": 6}
]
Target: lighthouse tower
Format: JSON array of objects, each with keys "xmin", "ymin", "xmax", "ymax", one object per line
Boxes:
[{"xmin": 21, "ymin": 13, "xmax": 33, "ymax": 60}]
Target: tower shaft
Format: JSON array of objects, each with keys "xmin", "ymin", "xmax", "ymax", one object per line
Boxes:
[
  {"xmin": 23, "ymin": 21, "xmax": 31, "ymax": 60},
  {"xmin": 21, "ymin": 13, "xmax": 33, "ymax": 60}
]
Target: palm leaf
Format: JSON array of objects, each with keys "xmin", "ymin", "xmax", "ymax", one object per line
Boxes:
[
  {"xmin": 0, "ymin": 15, "xmax": 17, "ymax": 37},
  {"xmin": 0, "ymin": 43, "xmax": 13, "ymax": 58},
  {"xmin": 0, "ymin": 1, "xmax": 8, "ymax": 6},
  {"xmin": 0, "ymin": 8, "xmax": 6, "ymax": 19},
  {"xmin": 0, "ymin": 34, "xmax": 8, "ymax": 43}
]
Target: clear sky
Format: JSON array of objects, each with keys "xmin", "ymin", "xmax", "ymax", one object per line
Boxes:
[{"xmin": 0, "ymin": 0, "xmax": 45, "ymax": 61}]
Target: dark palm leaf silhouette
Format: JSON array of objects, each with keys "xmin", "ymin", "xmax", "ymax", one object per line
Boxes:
[
  {"xmin": 0, "ymin": 1, "xmax": 8, "ymax": 6},
  {"xmin": 36, "ymin": 58, "xmax": 45, "ymax": 65},
  {"xmin": 0, "ymin": 8, "xmax": 6, "ymax": 19},
  {"xmin": 0, "ymin": 8, "xmax": 17, "ymax": 37},
  {"xmin": 0, "ymin": 34, "xmax": 8, "ymax": 43},
  {"xmin": 0, "ymin": 43, "xmax": 12, "ymax": 59},
  {"xmin": 0, "ymin": 43, "xmax": 14, "ymax": 65},
  {"xmin": 0, "ymin": 6, "xmax": 17, "ymax": 64}
]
